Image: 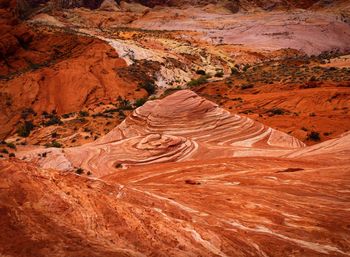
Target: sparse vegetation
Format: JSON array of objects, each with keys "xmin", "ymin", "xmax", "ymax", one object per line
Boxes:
[
  {"xmin": 1, "ymin": 149, "xmax": 9, "ymax": 154},
  {"xmin": 242, "ymin": 64, "xmax": 251, "ymax": 72},
  {"xmin": 267, "ymin": 108, "xmax": 285, "ymax": 116},
  {"xmin": 17, "ymin": 121, "xmax": 34, "ymax": 137},
  {"xmin": 231, "ymin": 67, "xmax": 240, "ymax": 75},
  {"xmin": 140, "ymin": 80, "xmax": 156, "ymax": 95},
  {"xmin": 45, "ymin": 141, "xmax": 62, "ymax": 148},
  {"xmin": 163, "ymin": 86, "xmax": 182, "ymax": 96},
  {"xmin": 6, "ymin": 142, "xmax": 16, "ymax": 150},
  {"xmin": 75, "ymin": 168, "xmax": 84, "ymax": 175},
  {"xmin": 307, "ymin": 131, "xmax": 321, "ymax": 141},
  {"xmin": 240, "ymin": 84, "xmax": 254, "ymax": 90},
  {"xmin": 196, "ymin": 70, "xmax": 206, "ymax": 75},
  {"xmin": 187, "ymin": 76, "xmax": 209, "ymax": 87},
  {"xmin": 134, "ymin": 98, "xmax": 147, "ymax": 107},
  {"xmin": 79, "ymin": 111, "xmax": 89, "ymax": 117},
  {"xmin": 44, "ymin": 115, "xmax": 62, "ymax": 126},
  {"xmin": 117, "ymin": 97, "xmax": 133, "ymax": 110},
  {"xmin": 21, "ymin": 108, "xmax": 36, "ymax": 119}
]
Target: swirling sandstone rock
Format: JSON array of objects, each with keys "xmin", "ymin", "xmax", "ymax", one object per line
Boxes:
[{"xmin": 18, "ymin": 90, "xmax": 305, "ymax": 176}]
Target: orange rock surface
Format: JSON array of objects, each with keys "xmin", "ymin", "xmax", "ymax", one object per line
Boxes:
[
  {"xmin": 0, "ymin": 30, "xmax": 146, "ymax": 138},
  {"xmin": 17, "ymin": 90, "xmax": 306, "ymax": 176},
  {"xmin": 1, "ymin": 90, "xmax": 350, "ymax": 255}
]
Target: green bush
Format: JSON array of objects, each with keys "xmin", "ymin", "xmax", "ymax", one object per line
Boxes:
[
  {"xmin": 268, "ymin": 108, "xmax": 285, "ymax": 115},
  {"xmin": 307, "ymin": 131, "xmax": 321, "ymax": 141},
  {"xmin": 75, "ymin": 168, "xmax": 84, "ymax": 175},
  {"xmin": 196, "ymin": 70, "xmax": 206, "ymax": 75},
  {"xmin": 1, "ymin": 149, "xmax": 9, "ymax": 154},
  {"xmin": 231, "ymin": 67, "xmax": 240, "ymax": 75},
  {"xmin": 117, "ymin": 97, "xmax": 133, "ymax": 110},
  {"xmin": 242, "ymin": 64, "xmax": 251, "ymax": 72},
  {"xmin": 163, "ymin": 86, "xmax": 182, "ymax": 96},
  {"xmin": 17, "ymin": 121, "xmax": 34, "ymax": 137},
  {"xmin": 45, "ymin": 141, "xmax": 62, "ymax": 148},
  {"xmin": 187, "ymin": 76, "xmax": 209, "ymax": 87},
  {"xmin": 134, "ymin": 98, "xmax": 147, "ymax": 107},
  {"xmin": 21, "ymin": 108, "xmax": 36, "ymax": 119},
  {"xmin": 45, "ymin": 116, "xmax": 62, "ymax": 126},
  {"xmin": 6, "ymin": 142, "xmax": 16, "ymax": 149},
  {"xmin": 140, "ymin": 80, "xmax": 156, "ymax": 95},
  {"xmin": 79, "ymin": 111, "xmax": 89, "ymax": 117},
  {"xmin": 240, "ymin": 84, "xmax": 254, "ymax": 90}
]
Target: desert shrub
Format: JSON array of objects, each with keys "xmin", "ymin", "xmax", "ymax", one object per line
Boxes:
[
  {"xmin": 6, "ymin": 142, "xmax": 16, "ymax": 149},
  {"xmin": 21, "ymin": 108, "xmax": 36, "ymax": 119},
  {"xmin": 187, "ymin": 76, "xmax": 208, "ymax": 87},
  {"xmin": 9, "ymin": 153, "xmax": 15, "ymax": 158},
  {"xmin": 309, "ymin": 76, "xmax": 317, "ymax": 82},
  {"xmin": 268, "ymin": 108, "xmax": 285, "ymax": 115},
  {"xmin": 45, "ymin": 141, "xmax": 62, "ymax": 148},
  {"xmin": 45, "ymin": 116, "xmax": 62, "ymax": 126},
  {"xmin": 163, "ymin": 86, "xmax": 182, "ymax": 96},
  {"xmin": 196, "ymin": 70, "xmax": 206, "ymax": 75},
  {"xmin": 75, "ymin": 168, "xmax": 84, "ymax": 175},
  {"xmin": 231, "ymin": 67, "xmax": 239, "ymax": 75},
  {"xmin": 242, "ymin": 64, "xmax": 251, "ymax": 72},
  {"xmin": 134, "ymin": 98, "xmax": 147, "ymax": 107},
  {"xmin": 240, "ymin": 84, "xmax": 254, "ymax": 90},
  {"xmin": 140, "ymin": 80, "xmax": 156, "ymax": 95},
  {"xmin": 119, "ymin": 110, "xmax": 126, "ymax": 119},
  {"xmin": 51, "ymin": 132, "xmax": 59, "ymax": 138},
  {"xmin": 61, "ymin": 113, "xmax": 73, "ymax": 119},
  {"xmin": 79, "ymin": 111, "xmax": 89, "ymax": 117},
  {"xmin": 103, "ymin": 108, "xmax": 119, "ymax": 114},
  {"xmin": 1, "ymin": 149, "xmax": 9, "ymax": 154},
  {"xmin": 117, "ymin": 97, "xmax": 133, "ymax": 110},
  {"xmin": 17, "ymin": 121, "xmax": 34, "ymax": 137},
  {"xmin": 307, "ymin": 131, "xmax": 320, "ymax": 141}
]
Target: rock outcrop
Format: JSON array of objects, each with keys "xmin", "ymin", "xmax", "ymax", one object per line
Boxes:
[
  {"xmin": 18, "ymin": 90, "xmax": 305, "ymax": 176},
  {"xmin": 1, "ymin": 124, "xmax": 350, "ymax": 256}
]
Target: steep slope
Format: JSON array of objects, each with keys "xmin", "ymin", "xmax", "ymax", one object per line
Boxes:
[{"xmin": 0, "ymin": 32, "xmax": 146, "ymax": 139}]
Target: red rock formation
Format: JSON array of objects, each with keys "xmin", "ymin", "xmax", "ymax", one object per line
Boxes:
[
  {"xmin": 17, "ymin": 90, "xmax": 305, "ymax": 176},
  {"xmin": 1, "ymin": 126, "xmax": 350, "ymax": 256}
]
